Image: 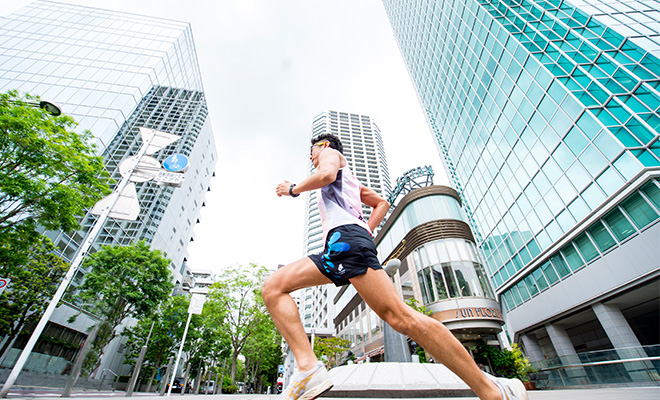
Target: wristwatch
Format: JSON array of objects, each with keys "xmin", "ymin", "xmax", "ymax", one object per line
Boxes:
[{"xmin": 289, "ymin": 184, "xmax": 300, "ymax": 197}]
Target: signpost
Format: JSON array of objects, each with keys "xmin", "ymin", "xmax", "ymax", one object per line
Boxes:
[
  {"xmin": 167, "ymin": 292, "xmax": 206, "ymax": 396},
  {"xmin": 0, "ymin": 127, "xmax": 184, "ymax": 399}
]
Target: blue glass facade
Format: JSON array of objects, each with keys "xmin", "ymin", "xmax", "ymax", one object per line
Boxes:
[{"xmin": 383, "ymin": 0, "xmax": 659, "ymax": 354}]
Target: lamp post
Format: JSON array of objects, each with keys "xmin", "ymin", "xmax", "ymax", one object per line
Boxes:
[
  {"xmin": 36, "ymin": 100, "xmax": 62, "ymax": 116},
  {"xmin": 0, "ymin": 127, "xmax": 182, "ymax": 398},
  {"xmin": 7, "ymin": 99, "xmax": 61, "ymax": 116}
]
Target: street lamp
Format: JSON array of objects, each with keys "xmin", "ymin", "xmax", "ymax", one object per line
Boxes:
[
  {"xmin": 7, "ymin": 99, "xmax": 62, "ymax": 116},
  {"xmin": 37, "ymin": 100, "xmax": 62, "ymax": 116},
  {"xmin": 0, "ymin": 127, "xmax": 184, "ymax": 398}
]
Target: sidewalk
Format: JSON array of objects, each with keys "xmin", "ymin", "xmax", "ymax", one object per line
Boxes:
[{"xmin": 4, "ymin": 387, "xmax": 660, "ymax": 400}]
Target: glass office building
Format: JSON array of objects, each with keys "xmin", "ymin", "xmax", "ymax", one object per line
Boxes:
[
  {"xmin": 383, "ymin": 0, "xmax": 659, "ymax": 383},
  {"xmin": 0, "ymin": 1, "xmax": 216, "ymax": 375}
]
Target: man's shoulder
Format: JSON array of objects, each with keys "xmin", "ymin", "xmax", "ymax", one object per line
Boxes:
[{"xmin": 320, "ymin": 148, "xmax": 346, "ymax": 166}]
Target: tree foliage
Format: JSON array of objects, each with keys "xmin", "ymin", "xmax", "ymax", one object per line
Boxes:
[
  {"xmin": 0, "ymin": 90, "xmax": 110, "ymax": 232},
  {"xmin": 122, "ymin": 295, "xmax": 193, "ymax": 385},
  {"xmin": 0, "ymin": 225, "xmax": 68, "ymax": 357},
  {"xmin": 72, "ymin": 240, "xmax": 174, "ymax": 375},
  {"xmin": 313, "ymin": 336, "xmax": 350, "ymax": 368},
  {"xmin": 470, "ymin": 340, "xmax": 536, "ymax": 380},
  {"xmin": 206, "ymin": 264, "xmax": 269, "ymax": 385},
  {"xmin": 243, "ymin": 311, "xmax": 281, "ymax": 392}
]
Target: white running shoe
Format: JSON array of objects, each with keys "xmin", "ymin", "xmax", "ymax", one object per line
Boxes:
[
  {"xmin": 283, "ymin": 362, "xmax": 333, "ymax": 400},
  {"xmin": 485, "ymin": 373, "xmax": 528, "ymax": 400}
]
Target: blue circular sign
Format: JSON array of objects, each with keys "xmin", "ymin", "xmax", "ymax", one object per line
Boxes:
[{"xmin": 163, "ymin": 154, "xmax": 189, "ymax": 172}]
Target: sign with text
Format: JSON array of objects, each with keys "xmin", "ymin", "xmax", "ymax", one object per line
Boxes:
[
  {"xmin": 432, "ymin": 306, "xmax": 504, "ymax": 323},
  {"xmin": 189, "ymin": 294, "xmax": 206, "ymax": 315}
]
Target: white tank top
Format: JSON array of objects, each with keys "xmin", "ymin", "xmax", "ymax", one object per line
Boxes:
[{"xmin": 317, "ymin": 165, "xmax": 372, "ymax": 241}]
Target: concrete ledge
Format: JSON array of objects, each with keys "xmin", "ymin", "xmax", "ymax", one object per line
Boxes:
[{"xmin": 325, "ymin": 362, "xmax": 474, "ymax": 398}]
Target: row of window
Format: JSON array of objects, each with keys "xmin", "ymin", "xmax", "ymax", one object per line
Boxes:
[
  {"xmin": 500, "ymin": 179, "xmax": 660, "ymax": 311},
  {"xmin": 410, "ymin": 239, "xmax": 495, "ymax": 304},
  {"xmin": 414, "ymin": 0, "xmax": 658, "ymax": 283},
  {"xmin": 376, "ymin": 194, "xmax": 466, "ymax": 262},
  {"xmin": 485, "ymin": 0, "xmax": 660, "ymax": 170}
]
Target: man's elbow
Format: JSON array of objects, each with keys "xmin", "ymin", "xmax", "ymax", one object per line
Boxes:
[{"xmin": 380, "ymin": 200, "xmax": 391, "ymax": 211}]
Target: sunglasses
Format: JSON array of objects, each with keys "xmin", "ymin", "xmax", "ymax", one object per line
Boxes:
[{"xmin": 310, "ymin": 141, "xmax": 329, "ymax": 154}]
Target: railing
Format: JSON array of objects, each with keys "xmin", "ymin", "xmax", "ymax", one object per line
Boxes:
[
  {"xmin": 98, "ymin": 368, "xmax": 119, "ymax": 392},
  {"xmin": 530, "ymin": 345, "xmax": 660, "ymax": 388}
]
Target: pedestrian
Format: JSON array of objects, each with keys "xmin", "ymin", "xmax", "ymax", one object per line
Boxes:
[{"xmin": 263, "ymin": 134, "xmax": 527, "ymax": 400}]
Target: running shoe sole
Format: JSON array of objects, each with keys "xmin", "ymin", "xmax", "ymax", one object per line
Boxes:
[
  {"xmin": 505, "ymin": 378, "xmax": 528, "ymax": 400},
  {"xmin": 298, "ymin": 380, "xmax": 333, "ymax": 400}
]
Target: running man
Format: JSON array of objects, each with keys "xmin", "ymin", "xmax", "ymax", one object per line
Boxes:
[{"xmin": 264, "ymin": 134, "xmax": 527, "ymax": 400}]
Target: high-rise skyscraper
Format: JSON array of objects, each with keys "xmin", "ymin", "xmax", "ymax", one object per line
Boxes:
[
  {"xmin": 0, "ymin": 1, "xmax": 216, "ymax": 375},
  {"xmin": 383, "ymin": 0, "xmax": 659, "ymax": 379},
  {"xmin": 300, "ymin": 110, "xmax": 392, "ymax": 331}
]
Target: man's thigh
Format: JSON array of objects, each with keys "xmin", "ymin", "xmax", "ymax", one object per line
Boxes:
[
  {"xmin": 266, "ymin": 256, "xmax": 332, "ymax": 294},
  {"xmin": 349, "ymin": 267, "xmax": 408, "ymax": 319}
]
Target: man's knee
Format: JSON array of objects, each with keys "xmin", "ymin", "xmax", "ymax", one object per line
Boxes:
[
  {"xmin": 261, "ymin": 274, "xmax": 280, "ymax": 307},
  {"xmin": 383, "ymin": 310, "xmax": 420, "ymax": 336}
]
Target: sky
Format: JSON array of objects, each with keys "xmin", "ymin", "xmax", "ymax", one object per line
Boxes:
[{"xmin": 1, "ymin": 0, "xmax": 449, "ymax": 273}]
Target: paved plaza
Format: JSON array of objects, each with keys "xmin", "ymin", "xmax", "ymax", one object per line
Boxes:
[{"xmin": 3, "ymin": 387, "xmax": 659, "ymax": 400}]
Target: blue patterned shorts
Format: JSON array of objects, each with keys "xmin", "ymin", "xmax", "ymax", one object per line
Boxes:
[{"xmin": 308, "ymin": 224, "xmax": 383, "ymax": 286}]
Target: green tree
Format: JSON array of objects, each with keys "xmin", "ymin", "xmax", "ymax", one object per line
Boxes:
[
  {"xmin": 470, "ymin": 340, "xmax": 535, "ymax": 380},
  {"xmin": 184, "ymin": 301, "xmax": 231, "ymax": 394},
  {"xmin": 122, "ymin": 295, "xmax": 193, "ymax": 389},
  {"xmin": 72, "ymin": 240, "xmax": 174, "ymax": 375},
  {"xmin": 0, "ymin": 226, "xmax": 68, "ymax": 359},
  {"xmin": 243, "ymin": 311, "xmax": 281, "ymax": 392},
  {"xmin": 405, "ymin": 298, "xmax": 431, "ymax": 362},
  {"xmin": 405, "ymin": 297, "xmax": 431, "ymax": 315},
  {"xmin": 206, "ymin": 264, "xmax": 268, "ymax": 385},
  {"xmin": 0, "ymin": 90, "xmax": 110, "ymax": 232},
  {"xmin": 186, "ymin": 291, "xmax": 232, "ymax": 387},
  {"xmin": 313, "ymin": 336, "xmax": 350, "ymax": 368}
]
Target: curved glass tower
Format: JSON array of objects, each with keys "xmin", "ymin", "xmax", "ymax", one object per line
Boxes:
[{"xmin": 383, "ymin": 0, "xmax": 659, "ymax": 377}]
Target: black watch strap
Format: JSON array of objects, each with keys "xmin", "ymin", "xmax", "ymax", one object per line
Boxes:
[{"xmin": 289, "ymin": 184, "xmax": 300, "ymax": 197}]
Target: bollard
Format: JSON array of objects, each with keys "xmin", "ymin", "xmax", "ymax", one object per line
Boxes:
[
  {"xmin": 126, "ymin": 345, "xmax": 148, "ymax": 397},
  {"xmin": 159, "ymin": 357, "xmax": 174, "ymax": 396}
]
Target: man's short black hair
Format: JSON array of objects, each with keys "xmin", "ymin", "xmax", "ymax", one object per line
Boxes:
[{"xmin": 312, "ymin": 133, "xmax": 343, "ymax": 154}]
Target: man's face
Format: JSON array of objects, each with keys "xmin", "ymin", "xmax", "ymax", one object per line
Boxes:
[{"xmin": 310, "ymin": 141, "xmax": 328, "ymax": 167}]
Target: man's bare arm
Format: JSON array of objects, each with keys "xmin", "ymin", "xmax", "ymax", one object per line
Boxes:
[
  {"xmin": 276, "ymin": 149, "xmax": 342, "ymax": 197},
  {"xmin": 361, "ymin": 186, "xmax": 390, "ymax": 232}
]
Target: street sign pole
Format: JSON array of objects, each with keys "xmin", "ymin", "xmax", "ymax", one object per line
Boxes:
[
  {"xmin": 166, "ymin": 312, "xmax": 191, "ymax": 397},
  {"xmin": 0, "ymin": 128, "xmax": 179, "ymax": 398},
  {"xmin": 167, "ymin": 294, "xmax": 205, "ymax": 397}
]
